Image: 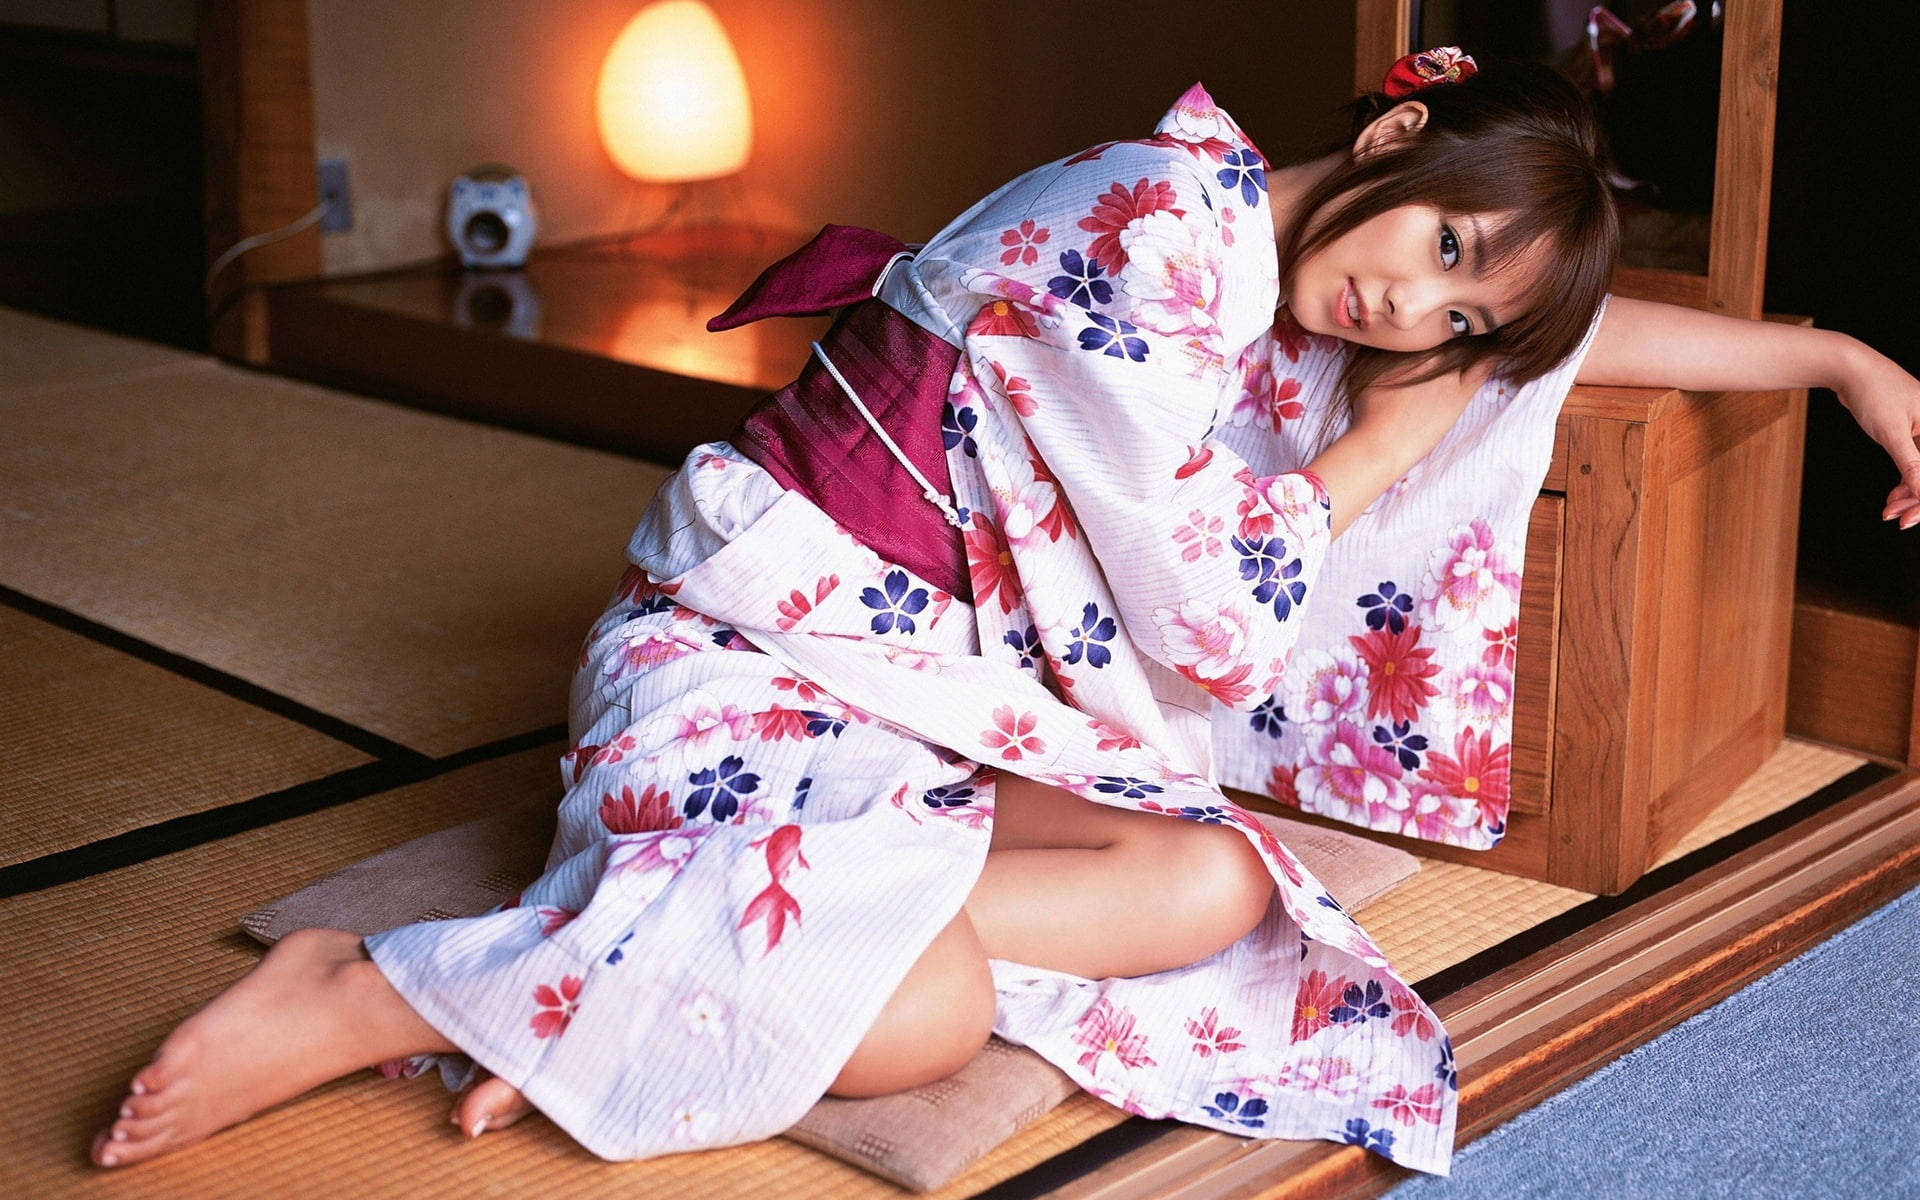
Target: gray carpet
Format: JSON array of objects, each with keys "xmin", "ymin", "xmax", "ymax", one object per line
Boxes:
[{"xmin": 1390, "ymin": 884, "xmax": 1920, "ymax": 1198}]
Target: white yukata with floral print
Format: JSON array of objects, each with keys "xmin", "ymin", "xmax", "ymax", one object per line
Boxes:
[{"xmin": 366, "ymin": 85, "xmax": 1461, "ymax": 1175}]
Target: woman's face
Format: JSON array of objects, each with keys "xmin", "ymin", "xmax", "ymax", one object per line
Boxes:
[{"xmin": 1287, "ymin": 204, "xmax": 1542, "ymax": 353}]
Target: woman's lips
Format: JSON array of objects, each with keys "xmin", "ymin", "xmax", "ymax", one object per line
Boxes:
[{"xmin": 1336, "ymin": 278, "xmax": 1367, "ymax": 330}]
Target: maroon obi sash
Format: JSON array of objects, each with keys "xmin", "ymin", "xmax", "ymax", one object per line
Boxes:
[{"xmin": 714, "ymin": 226, "xmax": 970, "ymax": 600}]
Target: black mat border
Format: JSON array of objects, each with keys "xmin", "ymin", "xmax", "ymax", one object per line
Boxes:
[
  {"xmin": 0, "ymin": 582, "xmax": 422, "ymax": 761},
  {"xmin": 0, "ymin": 583, "xmax": 569, "ymax": 898},
  {"xmin": 0, "ymin": 724, "xmax": 566, "ymax": 899},
  {"xmin": 963, "ymin": 759, "xmax": 1898, "ymax": 1198}
]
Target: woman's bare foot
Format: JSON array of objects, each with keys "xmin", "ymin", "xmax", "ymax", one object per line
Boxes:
[
  {"xmin": 450, "ymin": 1072, "xmax": 537, "ymax": 1139},
  {"xmin": 90, "ymin": 928, "xmax": 456, "ymax": 1168}
]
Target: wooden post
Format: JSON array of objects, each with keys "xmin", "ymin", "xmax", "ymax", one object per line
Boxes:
[
  {"xmin": 1909, "ymin": 636, "xmax": 1920, "ymax": 767},
  {"xmin": 198, "ymin": 0, "xmax": 321, "ymax": 362},
  {"xmin": 1704, "ymin": 0, "xmax": 1783, "ymax": 319},
  {"xmin": 1352, "ymin": 0, "xmax": 1408, "ymax": 95}
]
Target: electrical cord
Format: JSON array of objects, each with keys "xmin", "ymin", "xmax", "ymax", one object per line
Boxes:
[{"xmin": 203, "ymin": 201, "xmax": 330, "ymax": 294}]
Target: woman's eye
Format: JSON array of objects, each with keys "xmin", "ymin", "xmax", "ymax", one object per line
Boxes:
[
  {"xmin": 1438, "ymin": 224, "xmax": 1461, "ymax": 269},
  {"xmin": 1448, "ymin": 310, "xmax": 1473, "ymax": 336}
]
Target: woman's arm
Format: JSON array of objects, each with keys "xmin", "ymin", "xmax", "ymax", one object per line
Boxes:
[
  {"xmin": 1308, "ymin": 365, "xmax": 1484, "ymax": 539},
  {"xmin": 1580, "ymin": 296, "xmax": 1920, "ymax": 525}
]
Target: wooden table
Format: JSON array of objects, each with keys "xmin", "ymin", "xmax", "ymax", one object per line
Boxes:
[{"xmin": 265, "ymin": 228, "xmax": 827, "ymax": 464}]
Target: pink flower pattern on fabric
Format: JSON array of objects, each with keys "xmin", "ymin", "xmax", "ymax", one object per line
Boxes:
[
  {"xmin": 530, "ymin": 975, "xmax": 583, "ymax": 1039},
  {"xmin": 1073, "ymin": 998, "xmax": 1158, "ymax": 1074},
  {"xmin": 1426, "ymin": 519, "xmax": 1522, "ymax": 634},
  {"xmin": 981, "ymin": 706, "xmax": 1046, "ymax": 761}
]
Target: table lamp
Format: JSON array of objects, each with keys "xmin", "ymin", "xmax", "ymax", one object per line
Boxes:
[{"xmin": 596, "ymin": 0, "xmax": 753, "ymax": 185}]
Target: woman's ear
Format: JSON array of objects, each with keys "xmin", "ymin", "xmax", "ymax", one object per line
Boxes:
[{"xmin": 1353, "ymin": 101, "xmax": 1430, "ymax": 158}]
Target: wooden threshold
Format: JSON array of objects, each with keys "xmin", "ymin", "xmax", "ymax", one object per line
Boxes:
[{"xmin": 1016, "ymin": 767, "xmax": 1920, "ymax": 1200}]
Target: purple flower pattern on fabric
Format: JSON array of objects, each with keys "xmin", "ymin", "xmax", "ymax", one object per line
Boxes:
[
  {"xmin": 1249, "ymin": 695, "xmax": 1286, "ymax": 738},
  {"xmin": 1064, "ymin": 602, "xmax": 1117, "ymax": 668},
  {"xmin": 1372, "ymin": 720, "xmax": 1428, "ymax": 771},
  {"xmin": 800, "ymin": 710, "xmax": 847, "ymax": 738},
  {"xmin": 1341, "ymin": 1119, "xmax": 1396, "ymax": 1156},
  {"xmin": 942, "ymin": 400, "xmax": 979, "ymax": 458},
  {"xmin": 684, "ymin": 755, "xmax": 761, "ymax": 822},
  {"xmin": 1215, "ymin": 149, "xmax": 1267, "ymax": 206},
  {"xmin": 1358, "ymin": 581, "xmax": 1414, "ymax": 634},
  {"xmin": 1003, "ymin": 623, "xmax": 1044, "ymax": 671},
  {"xmin": 921, "ymin": 783, "xmax": 977, "ymax": 809},
  {"xmin": 1077, "ymin": 312, "xmax": 1149, "ymax": 361},
  {"xmin": 1047, "ymin": 248, "xmax": 1114, "ymax": 308},
  {"xmin": 1234, "ymin": 535, "xmax": 1308, "ymax": 620},
  {"xmin": 860, "ymin": 569, "xmax": 930, "ymax": 636},
  {"xmin": 1203, "ymin": 1092, "xmax": 1269, "ymax": 1129},
  {"xmin": 1331, "ymin": 980, "xmax": 1392, "ymax": 1026},
  {"xmin": 1092, "ymin": 775, "xmax": 1165, "ymax": 799}
]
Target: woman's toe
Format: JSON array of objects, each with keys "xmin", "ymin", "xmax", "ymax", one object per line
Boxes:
[
  {"xmin": 452, "ymin": 1073, "xmax": 535, "ymax": 1138},
  {"xmin": 111, "ymin": 1111, "xmax": 173, "ymax": 1145},
  {"xmin": 120, "ymin": 1091, "xmax": 168, "ymax": 1121}
]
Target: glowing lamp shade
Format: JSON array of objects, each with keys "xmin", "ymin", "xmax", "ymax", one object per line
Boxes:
[{"xmin": 596, "ymin": 1, "xmax": 753, "ymax": 184}]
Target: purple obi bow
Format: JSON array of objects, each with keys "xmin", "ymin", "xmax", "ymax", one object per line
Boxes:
[{"xmin": 717, "ymin": 226, "xmax": 970, "ymax": 600}]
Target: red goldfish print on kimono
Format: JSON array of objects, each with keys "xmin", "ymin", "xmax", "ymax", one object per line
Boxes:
[{"xmin": 737, "ymin": 824, "xmax": 811, "ymax": 953}]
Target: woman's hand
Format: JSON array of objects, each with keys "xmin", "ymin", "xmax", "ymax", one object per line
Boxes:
[
  {"xmin": 1307, "ymin": 364, "xmax": 1484, "ymax": 538},
  {"xmin": 1828, "ymin": 343, "xmax": 1920, "ymax": 529},
  {"xmin": 1348, "ymin": 363, "xmax": 1486, "ymax": 466}
]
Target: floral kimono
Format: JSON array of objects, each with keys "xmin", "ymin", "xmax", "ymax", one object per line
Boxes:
[{"xmin": 366, "ymin": 85, "xmax": 1479, "ymax": 1176}]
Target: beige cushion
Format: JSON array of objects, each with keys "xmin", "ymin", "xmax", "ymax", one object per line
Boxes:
[{"xmin": 239, "ymin": 797, "xmax": 1417, "ymax": 1190}]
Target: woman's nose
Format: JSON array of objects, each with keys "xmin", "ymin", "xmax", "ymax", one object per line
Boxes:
[{"xmin": 1383, "ymin": 278, "xmax": 1438, "ymax": 330}]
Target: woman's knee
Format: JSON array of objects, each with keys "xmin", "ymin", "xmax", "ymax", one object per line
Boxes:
[
  {"xmin": 828, "ymin": 911, "xmax": 994, "ymax": 1098},
  {"xmin": 1140, "ymin": 822, "xmax": 1276, "ymax": 955}
]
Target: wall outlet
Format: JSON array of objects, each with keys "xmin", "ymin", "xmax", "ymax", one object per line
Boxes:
[{"xmin": 317, "ymin": 158, "xmax": 353, "ymax": 234}]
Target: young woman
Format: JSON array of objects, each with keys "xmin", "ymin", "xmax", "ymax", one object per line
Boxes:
[{"xmin": 92, "ymin": 51, "xmax": 1920, "ymax": 1177}]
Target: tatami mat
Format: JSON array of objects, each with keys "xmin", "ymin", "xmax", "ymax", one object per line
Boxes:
[
  {"xmin": 0, "ymin": 606, "xmax": 371, "ymax": 866},
  {"xmin": 0, "ymin": 747, "xmax": 1129, "ymax": 1200},
  {"xmin": 0, "ymin": 307, "xmax": 210, "ymax": 392},
  {"xmin": 1655, "ymin": 737, "xmax": 1864, "ymax": 864},
  {"xmin": 0, "ymin": 346, "xmax": 672, "ymax": 757},
  {"xmin": 1364, "ymin": 737, "xmax": 1870, "ymax": 984}
]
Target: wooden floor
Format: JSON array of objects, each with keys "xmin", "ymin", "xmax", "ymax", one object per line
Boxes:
[{"xmin": 4, "ymin": 307, "xmax": 1916, "ymax": 1198}]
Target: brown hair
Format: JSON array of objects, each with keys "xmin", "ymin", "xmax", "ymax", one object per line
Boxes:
[{"xmin": 1278, "ymin": 58, "xmax": 1619, "ymax": 403}]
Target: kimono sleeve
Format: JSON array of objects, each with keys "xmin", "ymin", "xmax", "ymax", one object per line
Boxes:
[{"xmin": 958, "ymin": 221, "xmax": 1332, "ymax": 711}]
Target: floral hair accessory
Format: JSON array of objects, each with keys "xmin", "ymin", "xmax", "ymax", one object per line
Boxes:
[{"xmin": 1382, "ymin": 46, "xmax": 1479, "ymax": 99}]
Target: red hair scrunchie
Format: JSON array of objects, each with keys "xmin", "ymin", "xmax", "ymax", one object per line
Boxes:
[{"xmin": 1382, "ymin": 46, "xmax": 1478, "ymax": 99}]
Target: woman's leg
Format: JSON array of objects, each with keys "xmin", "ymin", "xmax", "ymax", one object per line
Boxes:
[
  {"xmin": 965, "ymin": 773, "xmax": 1277, "ymax": 979},
  {"xmin": 829, "ymin": 774, "xmax": 1274, "ymax": 1093},
  {"xmin": 99, "ymin": 776, "xmax": 1275, "ymax": 1160},
  {"xmin": 455, "ymin": 909, "xmax": 997, "ymax": 1129},
  {"xmin": 91, "ymin": 928, "xmax": 457, "ymax": 1168},
  {"xmin": 470, "ymin": 776, "xmax": 1273, "ymax": 1124}
]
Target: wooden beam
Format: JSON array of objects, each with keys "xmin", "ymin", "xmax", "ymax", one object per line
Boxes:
[
  {"xmin": 197, "ymin": 0, "xmax": 320, "ymax": 362},
  {"xmin": 1705, "ymin": 0, "xmax": 1782, "ymax": 319}
]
